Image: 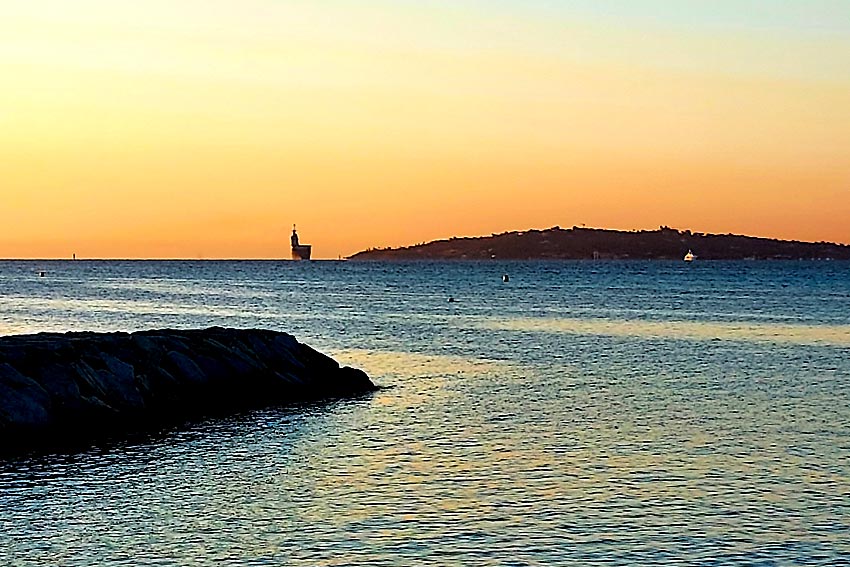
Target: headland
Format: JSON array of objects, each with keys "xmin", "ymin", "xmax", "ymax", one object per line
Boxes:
[{"xmin": 349, "ymin": 226, "xmax": 850, "ymax": 260}]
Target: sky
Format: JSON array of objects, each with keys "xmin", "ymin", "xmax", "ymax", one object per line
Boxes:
[{"xmin": 2, "ymin": 0, "xmax": 849, "ymax": 258}]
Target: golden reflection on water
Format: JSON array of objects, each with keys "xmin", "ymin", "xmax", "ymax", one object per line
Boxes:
[
  {"xmin": 0, "ymin": 321, "xmax": 29, "ymax": 336},
  {"xmin": 319, "ymin": 348, "xmax": 548, "ymax": 525},
  {"xmin": 330, "ymin": 348, "xmax": 518, "ymax": 411},
  {"xmin": 331, "ymin": 348, "xmax": 515, "ymax": 380},
  {"xmin": 474, "ymin": 316, "xmax": 850, "ymax": 347}
]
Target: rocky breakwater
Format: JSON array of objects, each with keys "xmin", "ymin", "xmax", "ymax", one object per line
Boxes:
[{"xmin": 0, "ymin": 327, "xmax": 376, "ymax": 450}]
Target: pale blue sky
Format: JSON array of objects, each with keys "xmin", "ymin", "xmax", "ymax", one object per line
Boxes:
[{"xmin": 458, "ymin": 0, "xmax": 850, "ymax": 35}]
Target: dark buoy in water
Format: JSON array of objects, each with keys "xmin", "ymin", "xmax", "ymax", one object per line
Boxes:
[
  {"xmin": 38, "ymin": 271, "xmax": 46, "ymax": 277},
  {"xmin": 448, "ymin": 297, "xmax": 456, "ymax": 303},
  {"xmin": 502, "ymin": 274, "xmax": 509, "ymax": 283}
]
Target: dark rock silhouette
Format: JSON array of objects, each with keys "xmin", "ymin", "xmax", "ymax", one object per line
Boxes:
[
  {"xmin": 0, "ymin": 328, "xmax": 375, "ymax": 450},
  {"xmin": 349, "ymin": 226, "xmax": 850, "ymax": 261}
]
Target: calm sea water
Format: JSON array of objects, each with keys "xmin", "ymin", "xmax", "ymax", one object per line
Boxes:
[{"xmin": 1, "ymin": 260, "xmax": 849, "ymax": 566}]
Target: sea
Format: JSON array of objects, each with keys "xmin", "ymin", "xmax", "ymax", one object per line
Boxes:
[{"xmin": 1, "ymin": 260, "xmax": 848, "ymax": 566}]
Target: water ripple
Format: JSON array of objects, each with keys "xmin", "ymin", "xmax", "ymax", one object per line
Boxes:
[{"xmin": 1, "ymin": 260, "xmax": 849, "ymax": 565}]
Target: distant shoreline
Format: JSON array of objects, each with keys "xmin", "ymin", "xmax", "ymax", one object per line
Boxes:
[
  {"xmin": 4, "ymin": 260, "xmax": 850, "ymax": 267},
  {"xmin": 6, "ymin": 260, "xmax": 850, "ymax": 264},
  {"xmin": 2, "ymin": 225, "xmax": 850, "ymax": 262},
  {"xmin": 347, "ymin": 226, "xmax": 850, "ymax": 261}
]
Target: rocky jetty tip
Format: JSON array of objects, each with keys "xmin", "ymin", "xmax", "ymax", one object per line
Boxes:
[{"xmin": 0, "ymin": 327, "xmax": 376, "ymax": 451}]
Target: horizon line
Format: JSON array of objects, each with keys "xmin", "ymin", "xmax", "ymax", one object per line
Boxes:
[{"xmin": 3, "ymin": 225, "xmax": 848, "ymax": 261}]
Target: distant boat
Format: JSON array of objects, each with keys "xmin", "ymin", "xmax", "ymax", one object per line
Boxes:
[
  {"xmin": 290, "ymin": 226, "xmax": 312, "ymax": 261},
  {"xmin": 684, "ymin": 249, "xmax": 696, "ymax": 262}
]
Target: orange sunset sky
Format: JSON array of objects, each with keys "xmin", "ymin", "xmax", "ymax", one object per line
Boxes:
[{"xmin": 2, "ymin": 1, "xmax": 849, "ymax": 258}]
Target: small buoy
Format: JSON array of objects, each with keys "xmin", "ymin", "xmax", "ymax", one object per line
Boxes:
[
  {"xmin": 38, "ymin": 271, "xmax": 46, "ymax": 277},
  {"xmin": 448, "ymin": 297, "xmax": 456, "ymax": 303},
  {"xmin": 502, "ymin": 274, "xmax": 509, "ymax": 282}
]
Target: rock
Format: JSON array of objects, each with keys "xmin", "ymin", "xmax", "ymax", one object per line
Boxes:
[
  {"xmin": 0, "ymin": 328, "xmax": 376, "ymax": 450},
  {"xmin": 0, "ymin": 363, "xmax": 52, "ymax": 430},
  {"xmin": 32, "ymin": 362, "xmax": 82, "ymax": 404},
  {"xmin": 166, "ymin": 350, "xmax": 209, "ymax": 386},
  {"xmin": 71, "ymin": 360, "xmax": 112, "ymax": 403},
  {"xmin": 98, "ymin": 354, "xmax": 145, "ymax": 410}
]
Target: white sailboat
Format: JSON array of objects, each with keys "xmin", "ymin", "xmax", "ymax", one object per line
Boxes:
[{"xmin": 684, "ymin": 249, "xmax": 696, "ymax": 262}]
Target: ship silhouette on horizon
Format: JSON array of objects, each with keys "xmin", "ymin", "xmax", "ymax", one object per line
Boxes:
[{"xmin": 291, "ymin": 225, "xmax": 312, "ymax": 260}]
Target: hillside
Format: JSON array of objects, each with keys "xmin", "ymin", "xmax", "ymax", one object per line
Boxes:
[{"xmin": 348, "ymin": 226, "xmax": 850, "ymax": 261}]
